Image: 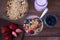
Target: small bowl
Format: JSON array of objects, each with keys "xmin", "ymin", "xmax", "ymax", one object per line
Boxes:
[
  {"xmin": 23, "ymin": 15, "xmax": 43, "ymax": 36},
  {"xmin": 0, "ymin": 18, "xmax": 24, "ymax": 40},
  {"xmin": 44, "ymin": 14, "xmax": 57, "ymax": 28}
]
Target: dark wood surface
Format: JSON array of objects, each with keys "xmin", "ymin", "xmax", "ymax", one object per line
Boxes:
[
  {"xmin": 24, "ymin": 0, "xmax": 60, "ymax": 37},
  {"xmin": 0, "ymin": 0, "xmax": 60, "ymax": 40}
]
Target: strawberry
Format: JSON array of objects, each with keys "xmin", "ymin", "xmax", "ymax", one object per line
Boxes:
[
  {"xmin": 5, "ymin": 34, "xmax": 12, "ymax": 40},
  {"xmin": 12, "ymin": 31, "xmax": 17, "ymax": 38},
  {"xmin": 1, "ymin": 26, "xmax": 10, "ymax": 34},
  {"xmin": 15, "ymin": 28, "xmax": 23, "ymax": 34},
  {"xmin": 36, "ymin": 24, "xmax": 42, "ymax": 29},
  {"xmin": 9, "ymin": 24, "xmax": 18, "ymax": 30}
]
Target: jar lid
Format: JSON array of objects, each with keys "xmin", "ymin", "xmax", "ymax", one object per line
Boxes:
[{"xmin": 36, "ymin": 0, "xmax": 47, "ymax": 6}]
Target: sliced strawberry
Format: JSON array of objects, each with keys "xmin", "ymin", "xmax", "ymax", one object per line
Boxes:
[
  {"xmin": 1, "ymin": 26, "xmax": 10, "ymax": 34},
  {"xmin": 12, "ymin": 31, "xmax": 17, "ymax": 38},
  {"xmin": 36, "ymin": 24, "xmax": 42, "ymax": 29},
  {"xmin": 5, "ymin": 34, "xmax": 12, "ymax": 40},
  {"xmin": 9, "ymin": 24, "xmax": 18, "ymax": 30},
  {"xmin": 15, "ymin": 29, "xmax": 23, "ymax": 34}
]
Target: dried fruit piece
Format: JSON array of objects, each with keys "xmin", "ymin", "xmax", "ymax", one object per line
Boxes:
[{"xmin": 12, "ymin": 31, "xmax": 17, "ymax": 37}]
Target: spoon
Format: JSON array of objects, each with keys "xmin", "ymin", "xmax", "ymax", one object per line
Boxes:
[{"xmin": 40, "ymin": 8, "xmax": 48, "ymax": 19}]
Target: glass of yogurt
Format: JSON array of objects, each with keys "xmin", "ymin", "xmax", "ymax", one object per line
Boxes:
[{"xmin": 34, "ymin": 0, "xmax": 48, "ymax": 12}]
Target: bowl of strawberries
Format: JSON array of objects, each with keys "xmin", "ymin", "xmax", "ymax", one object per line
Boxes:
[{"xmin": 0, "ymin": 19, "xmax": 24, "ymax": 40}]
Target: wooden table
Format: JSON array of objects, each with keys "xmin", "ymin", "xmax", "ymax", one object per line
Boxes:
[
  {"xmin": 25, "ymin": 0, "xmax": 60, "ymax": 37},
  {"xmin": 24, "ymin": 0, "xmax": 60, "ymax": 40},
  {"xmin": 0, "ymin": 0, "xmax": 60, "ymax": 40}
]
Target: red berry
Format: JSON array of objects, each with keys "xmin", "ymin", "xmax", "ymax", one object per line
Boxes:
[
  {"xmin": 36, "ymin": 24, "xmax": 42, "ymax": 29},
  {"xmin": 15, "ymin": 29, "xmax": 23, "ymax": 34},
  {"xmin": 24, "ymin": 24, "xmax": 27, "ymax": 30},
  {"xmin": 12, "ymin": 31, "xmax": 17, "ymax": 38},
  {"xmin": 9, "ymin": 24, "xmax": 18, "ymax": 30},
  {"xmin": 5, "ymin": 34, "xmax": 12, "ymax": 40},
  {"xmin": 1, "ymin": 26, "xmax": 10, "ymax": 34},
  {"xmin": 29, "ymin": 30, "xmax": 34, "ymax": 34},
  {"xmin": 36, "ymin": 25, "xmax": 40, "ymax": 29}
]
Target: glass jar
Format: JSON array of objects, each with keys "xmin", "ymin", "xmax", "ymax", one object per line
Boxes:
[{"xmin": 34, "ymin": 0, "xmax": 48, "ymax": 12}]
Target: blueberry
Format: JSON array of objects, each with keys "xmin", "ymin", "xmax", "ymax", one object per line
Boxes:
[{"xmin": 24, "ymin": 19, "xmax": 29, "ymax": 24}]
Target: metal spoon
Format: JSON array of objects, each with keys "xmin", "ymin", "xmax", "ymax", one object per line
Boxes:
[{"xmin": 40, "ymin": 8, "xmax": 48, "ymax": 19}]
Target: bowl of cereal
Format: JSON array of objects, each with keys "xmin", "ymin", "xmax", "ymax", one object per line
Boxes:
[
  {"xmin": 6, "ymin": 0, "xmax": 28, "ymax": 20},
  {"xmin": 23, "ymin": 15, "xmax": 43, "ymax": 35}
]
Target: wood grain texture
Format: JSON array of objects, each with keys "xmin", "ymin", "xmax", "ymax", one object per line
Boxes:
[
  {"xmin": 0, "ymin": 0, "xmax": 60, "ymax": 40},
  {"xmin": 24, "ymin": 37, "xmax": 60, "ymax": 40},
  {"xmin": 22, "ymin": 0, "xmax": 60, "ymax": 37}
]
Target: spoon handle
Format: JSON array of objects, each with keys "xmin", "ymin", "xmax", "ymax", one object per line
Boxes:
[{"xmin": 40, "ymin": 8, "xmax": 48, "ymax": 19}]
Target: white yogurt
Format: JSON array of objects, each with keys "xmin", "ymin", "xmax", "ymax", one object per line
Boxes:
[{"xmin": 34, "ymin": 0, "xmax": 48, "ymax": 12}]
